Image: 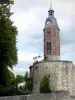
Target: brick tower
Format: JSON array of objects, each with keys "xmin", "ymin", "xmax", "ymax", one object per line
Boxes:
[{"xmin": 44, "ymin": 4, "xmax": 60, "ymax": 60}]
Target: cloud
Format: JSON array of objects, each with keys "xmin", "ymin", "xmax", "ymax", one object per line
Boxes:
[
  {"xmin": 18, "ymin": 51, "xmax": 43, "ymax": 62},
  {"xmin": 10, "ymin": 51, "xmax": 43, "ymax": 75},
  {"xmin": 10, "ymin": 0, "xmax": 75, "ymax": 75},
  {"xmin": 12, "ymin": 67, "xmax": 27, "ymax": 75}
]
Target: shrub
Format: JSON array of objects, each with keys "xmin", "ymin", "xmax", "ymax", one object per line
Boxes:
[
  {"xmin": 16, "ymin": 90, "xmax": 31, "ymax": 95},
  {"xmin": 40, "ymin": 75, "xmax": 52, "ymax": 93},
  {"xmin": 0, "ymin": 86, "xmax": 17, "ymax": 96}
]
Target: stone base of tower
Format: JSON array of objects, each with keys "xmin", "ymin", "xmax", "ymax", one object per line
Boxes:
[
  {"xmin": 32, "ymin": 60, "xmax": 75, "ymax": 96},
  {"xmin": 47, "ymin": 55, "xmax": 60, "ymax": 61}
]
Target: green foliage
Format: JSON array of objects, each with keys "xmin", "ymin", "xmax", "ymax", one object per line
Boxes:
[
  {"xmin": 0, "ymin": 67, "xmax": 15, "ymax": 86},
  {"xmin": 8, "ymin": 70, "xmax": 15, "ymax": 83},
  {"xmin": 0, "ymin": 87, "xmax": 11, "ymax": 96},
  {"xmin": 0, "ymin": 0, "xmax": 14, "ymax": 5},
  {"xmin": 15, "ymin": 75, "xmax": 24, "ymax": 84},
  {"xmin": 0, "ymin": 69, "xmax": 17, "ymax": 96},
  {"xmin": 17, "ymin": 89, "xmax": 31, "ymax": 95},
  {"xmin": 0, "ymin": 86, "xmax": 17, "ymax": 96},
  {"xmin": 40, "ymin": 75, "xmax": 52, "ymax": 93},
  {"xmin": 0, "ymin": 0, "xmax": 18, "ymax": 86},
  {"xmin": 24, "ymin": 71, "xmax": 28, "ymax": 81}
]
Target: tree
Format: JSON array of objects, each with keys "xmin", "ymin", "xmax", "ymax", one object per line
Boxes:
[
  {"xmin": 0, "ymin": 69, "xmax": 16, "ymax": 96},
  {"xmin": 15, "ymin": 75, "xmax": 24, "ymax": 84},
  {"xmin": 0, "ymin": 0, "xmax": 18, "ymax": 86},
  {"xmin": 0, "ymin": 67, "xmax": 15, "ymax": 86},
  {"xmin": 24, "ymin": 71, "xmax": 28, "ymax": 81},
  {"xmin": 8, "ymin": 70, "xmax": 16, "ymax": 85},
  {"xmin": 40, "ymin": 75, "xmax": 52, "ymax": 93}
]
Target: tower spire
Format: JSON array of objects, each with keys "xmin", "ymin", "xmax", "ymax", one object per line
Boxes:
[
  {"xmin": 48, "ymin": 0, "xmax": 54, "ymax": 17},
  {"xmin": 49, "ymin": 0, "xmax": 53, "ymax": 10}
]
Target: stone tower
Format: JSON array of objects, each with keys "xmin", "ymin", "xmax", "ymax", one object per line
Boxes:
[
  {"xmin": 29, "ymin": 3, "xmax": 75, "ymax": 97},
  {"xmin": 44, "ymin": 4, "xmax": 60, "ymax": 60}
]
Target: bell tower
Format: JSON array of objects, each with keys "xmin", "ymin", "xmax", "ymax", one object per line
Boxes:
[{"xmin": 44, "ymin": 4, "xmax": 60, "ymax": 60}]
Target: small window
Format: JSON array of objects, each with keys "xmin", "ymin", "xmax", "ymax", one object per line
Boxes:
[
  {"xmin": 47, "ymin": 31, "xmax": 50, "ymax": 36},
  {"xmin": 49, "ymin": 31, "xmax": 50, "ymax": 36},
  {"xmin": 53, "ymin": 45, "xmax": 56, "ymax": 50},
  {"xmin": 47, "ymin": 42, "xmax": 51, "ymax": 51}
]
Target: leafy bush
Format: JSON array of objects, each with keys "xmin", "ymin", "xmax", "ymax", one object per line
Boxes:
[
  {"xmin": 0, "ymin": 86, "xmax": 17, "ymax": 96},
  {"xmin": 40, "ymin": 75, "xmax": 52, "ymax": 93},
  {"xmin": 16, "ymin": 90, "xmax": 31, "ymax": 95}
]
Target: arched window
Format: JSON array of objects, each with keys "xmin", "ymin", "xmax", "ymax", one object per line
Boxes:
[{"xmin": 47, "ymin": 42, "xmax": 51, "ymax": 51}]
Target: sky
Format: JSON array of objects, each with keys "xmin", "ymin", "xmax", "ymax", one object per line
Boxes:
[{"xmin": 10, "ymin": 0, "xmax": 75, "ymax": 75}]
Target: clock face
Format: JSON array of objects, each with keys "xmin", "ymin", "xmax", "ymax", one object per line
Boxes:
[{"xmin": 47, "ymin": 21, "xmax": 50, "ymax": 25}]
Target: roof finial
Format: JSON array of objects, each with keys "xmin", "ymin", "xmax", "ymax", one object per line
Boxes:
[{"xmin": 49, "ymin": 0, "xmax": 53, "ymax": 10}]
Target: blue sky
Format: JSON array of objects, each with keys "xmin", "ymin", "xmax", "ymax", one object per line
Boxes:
[{"xmin": 10, "ymin": 0, "xmax": 75, "ymax": 75}]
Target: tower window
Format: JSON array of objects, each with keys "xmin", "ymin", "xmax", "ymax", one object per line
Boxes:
[
  {"xmin": 49, "ymin": 31, "xmax": 50, "ymax": 36},
  {"xmin": 47, "ymin": 42, "xmax": 51, "ymax": 51},
  {"xmin": 53, "ymin": 45, "xmax": 56, "ymax": 50},
  {"xmin": 47, "ymin": 31, "xmax": 50, "ymax": 36}
]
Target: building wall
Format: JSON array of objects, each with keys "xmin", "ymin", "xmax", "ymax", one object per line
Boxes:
[
  {"xmin": 32, "ymin": 61, "xmax": 75, "ymax": 96},
  {"xmin": 0, "ymin": 92, "xmax": 75, "ymax": 100}
]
